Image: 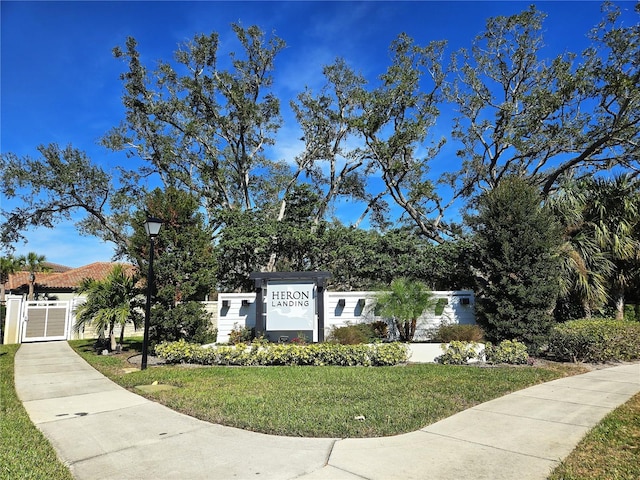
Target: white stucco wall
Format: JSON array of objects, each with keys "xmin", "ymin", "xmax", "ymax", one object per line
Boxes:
[
  {"xmin": 324, "ymin": 290, "xmax": 475, "ymax": 341},
  {"xmin": 216, "ymin": 290, "xmax": 475, "ymax": 344},
  {"xmin": 4, "ymin": 289, "xmax": 474, "ymax": 345},
  {"xmin": 216, "ymin": 293, "xmax": 257, "ymax": 343}
]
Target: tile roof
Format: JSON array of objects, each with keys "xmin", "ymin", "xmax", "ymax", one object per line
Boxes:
[
  {"xmin": 6, "ymin": 262, "xmax": 137, "ymax": 291},
  {"xmin": 44, "ymin": 262, "xmax": 73, "ymax": 273}
]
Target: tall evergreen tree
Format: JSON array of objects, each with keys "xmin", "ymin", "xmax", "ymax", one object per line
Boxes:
[
  {"xmin": 129, "ymin": 187, "xmax": 217, "ymax": 344},
  {"xmin": 467, "ymin": 177, "xmax": 562, "ymax": 351}
]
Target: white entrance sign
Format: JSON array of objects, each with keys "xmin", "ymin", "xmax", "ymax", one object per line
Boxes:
[{"xmin": 267, "ymin": 281, "xmax": 315, "ymax": 330}]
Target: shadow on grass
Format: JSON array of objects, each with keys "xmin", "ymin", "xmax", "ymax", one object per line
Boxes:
[
  {"xmin": 71, "ymin": 338, "xmax": 143, "ymax": 354},
  {"xmin": 123, "ymin": 339, "xmax": 143, "ymax": 352}
]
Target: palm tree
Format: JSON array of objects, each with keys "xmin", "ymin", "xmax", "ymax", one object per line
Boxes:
[
  {"xmin": 18, "ymin": 252, "xmax": 51, "ymax": 300},
  {"xmin": 1, "ymin": 255, "xmax": 24, "ymax": 303},
  {"xmin": 549, "ymin": 185, "xmax": 613, "ymax": 318},
  {"xmin": 375, "ymin": 278, "xmax": 435, "ymax": 342},
  {"xmin": 585, "ymin": 175, "xmax": 640, "ymax": 319},
  {"xmin": 74, "ymin": 264, "xmax": 143, "ymax": 350},
  {"xmin": 550, "ymin": 175, "xmax": 640, "ymax": 319}
]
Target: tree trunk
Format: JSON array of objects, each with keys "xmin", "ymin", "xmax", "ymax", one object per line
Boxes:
[
  {"xmin": 614, "ymin": 294, "xmax": 625, "ymax": 320},
  {"xmin": 265, "ymin": 199, "xmax": 287, "ymax": 273},
  {"xmin": 109, "ymin": 323, "xmax": 117, "ymax": 351},
  {"xmin": 395, "ymin": 319, "xmax": 407, "ymax": 342},
  {"xmin": 409, "ymin": 318, "xmax": 417, "ymax": 342}
]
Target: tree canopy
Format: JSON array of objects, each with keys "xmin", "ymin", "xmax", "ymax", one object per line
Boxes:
[
  {"xmin": 445, "ymin": 3, "xmax": 640, "ymax": 198},
  {"xmin": 1, "ymin": 4, "xmax": 638, "ymax": 317},
  {"xmin": 4, "ymin": 6, "xmax": 638, "ymax": 250}
]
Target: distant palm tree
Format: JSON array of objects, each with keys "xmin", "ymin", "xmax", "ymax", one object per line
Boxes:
[
  {"xmin": 375, "ymin": 278, "xmax": 435, "ymax": 342},
  {"xmin": 1, "ymin": 255, "xmax": 24, "ymax": 303},
  {"xmin": 18, "ymin": 252, "xmax": 51, "ymax": 300},
  {"xmin": 74, "ymin": 264, "xmax": 143, "ymax": 350}
]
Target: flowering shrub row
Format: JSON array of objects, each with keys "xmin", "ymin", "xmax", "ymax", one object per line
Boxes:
[
  {"xmin": 435, "ymin": 341, "xmax": 481, "ymax": 365},
  {"xmin": 484, "ymin": 340, "xmax": 529, "ymax": 365},
  {"xmin": 435, "ymin": 339, "xmax": 529, "ymax": 365},
  {"xmin": 547, "ymin": 319, "xmax": 640, "ymax": 363},
  {"xmin": 155, "ymin": 340, "xmax": 409, "ymax": 366}
]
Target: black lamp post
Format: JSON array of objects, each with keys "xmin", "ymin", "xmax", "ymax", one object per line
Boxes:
[{"xmin": 141, "ymin": 216, "xmax": 163, "ymax": 370}]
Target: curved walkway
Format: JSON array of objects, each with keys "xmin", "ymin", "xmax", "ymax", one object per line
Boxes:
[{"xmin": 15, "ymin": 341, "xmax": 640, "ymax": 480}]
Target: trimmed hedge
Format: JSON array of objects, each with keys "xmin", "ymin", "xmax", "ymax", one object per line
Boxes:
[
  {"xmin": 327, "ymin": 322, "xmax": 388, "ymax": 345},
  {"xmin": 155, "ymin": 340, "xmax": 409, "ymax": 366},
  {"xmin": 432, "ymin": 324, "xmax": 485, "ymax": 343},
  {"xmin": 547, "ymin": 319, "xmax": 640, "ymax": 363}
]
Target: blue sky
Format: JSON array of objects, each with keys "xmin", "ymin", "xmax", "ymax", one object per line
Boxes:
[{"xmin": 1, "ymin": 1, "xmax": 637, "ymax": 267}]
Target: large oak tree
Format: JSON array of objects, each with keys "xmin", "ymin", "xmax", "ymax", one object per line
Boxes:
[{"xmin": 1, "ymin": 5, "xmax": 638, "ymax": 288}]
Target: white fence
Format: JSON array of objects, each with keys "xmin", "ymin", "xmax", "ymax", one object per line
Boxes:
[
  {"xmin": 3, "ymin": 297, "xmax": 75, "ymax": 343},
  {"xmin": 2, "ymin": 296, "xmax": 220, "ymax": 345},
  {"xmin": 217, "ymin": 290, "xmax": 475, "ymax": 343},
  {"xmin": 3, "ymin": 290, "xmax": 473, "ymax": 345}
]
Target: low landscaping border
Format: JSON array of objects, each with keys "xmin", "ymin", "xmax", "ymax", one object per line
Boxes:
[
  {"xmin": 154, "ymin": 341, "xmax": 537, "ymax": 366},
  {"xmin": 155, "ymin": 340, "xmax": 409, "ymax": 366},
  {"xmin": 548, "ymin": 319, "xmax": 640, "ymax": 363}
]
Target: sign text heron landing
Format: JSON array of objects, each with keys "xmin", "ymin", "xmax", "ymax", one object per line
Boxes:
[
  {"xmin": 250, "ymin": 271, "xmax": 332, "ymax": 342},
  {"xmin": 267, "ymin": 282, "xmax": 315, "ymax": 330}
]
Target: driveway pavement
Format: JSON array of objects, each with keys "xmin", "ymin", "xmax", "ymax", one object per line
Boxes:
[{"xmin": 14, "ymin": 341, "xmax": 640, "ymax": 480}]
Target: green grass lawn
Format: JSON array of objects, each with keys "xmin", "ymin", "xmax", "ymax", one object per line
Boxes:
[
  {"xmin": 0, "ymin": 344, "xmax": 74, "ymax": 480},
  {"xmin": 548, "ymin": 391, "xmax": 640, "ymax": 480},
  {"xmin": 70, "ymin": 338, "xmax": 587, "ymax": 438},
  {"xmin": 5, "ymin": 338, "xmax": 637, "ymax": 479}
]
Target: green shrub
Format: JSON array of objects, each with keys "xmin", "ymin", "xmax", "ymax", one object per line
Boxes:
[
  {"xmin": 150, "ymin": 301, "xmax": 213, "ymax": 345},
  {"xmin": 368, "ymin": 342, "xmax": 408, "ymax": 366},
  {"xmin": 547, "ymin": 318, "xmax": 640, "ymax": 363},
  {"xmin": 327, "ymin": 323, "xmax": 377, "ymax": 344},
  {"xmin": 484, "ymin": 340, "xmax": 529, "ymax": 364},
  {"xmin": 228, "ymin": 323, "xmax": 254, "ymax": 345},
  {"xmin": 370, "ymin": 320, "xmax": 389, "ymax": 340},
  {"xmin": 432, "ymin": 324, "xmax": 484, "ymax": 343},
  {"xmin": 624, "ymin": 304, "xmax": 639, "ymax": 322},
  {"xmin": 155, "ymin": 341, "xmax": 409, "ymax": 366},
  {"xmin": 204, "ymin": 328, "xmax": 218, "ymax": 344},
  {"xmin": 435, "ymin": 341, "xmax": 479, "ymax": 365},
  {"xmin": 154, "ymin": 339, "xmax": 203, "ymax": 363}
]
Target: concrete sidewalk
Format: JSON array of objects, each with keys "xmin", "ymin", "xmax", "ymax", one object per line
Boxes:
[{"xmin": 15, "ymin": 342, "xmax": 640, "ymax": 480}]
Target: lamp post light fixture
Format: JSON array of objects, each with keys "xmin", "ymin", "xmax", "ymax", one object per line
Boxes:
[{"xmin": 141, "ymin": 216, "xmax": 163, "ymax": 370}]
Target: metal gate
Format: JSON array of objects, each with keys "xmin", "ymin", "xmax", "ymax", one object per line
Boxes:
[{"xmin": 21, "ymin": 300, "xmax": 72, "ymax": 342}]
